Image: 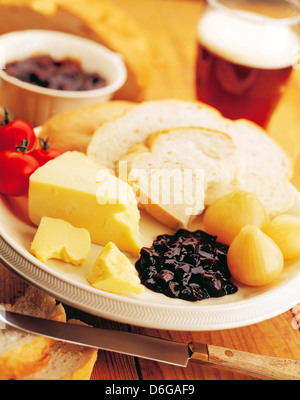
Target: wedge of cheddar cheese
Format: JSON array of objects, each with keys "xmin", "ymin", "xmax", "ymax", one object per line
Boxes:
[{"xmin": 28, "ymin": 151, "xmax": 141, "ymax": 255}]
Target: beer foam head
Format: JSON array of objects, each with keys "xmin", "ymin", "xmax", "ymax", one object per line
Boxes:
[{"xmin": 197, "ymin": 8, "xmax": 300, "ymax": 69}]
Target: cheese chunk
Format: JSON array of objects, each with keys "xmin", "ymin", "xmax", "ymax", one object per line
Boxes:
[
  {"xmin": 28, "ymin": 151, "xmax": 141, "ymax": 255},
  {"xmin": 30, "ymin": 216, "xmax": 91, "ymax": 265},
  {"xmin": 87, "ymin": 242, "xmax": 144, "ymax": 295}
]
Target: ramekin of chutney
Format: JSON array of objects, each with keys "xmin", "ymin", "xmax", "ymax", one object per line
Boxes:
[{"xmin": 0, "ymin": 30, "xmax": 126, "ymax": 126}]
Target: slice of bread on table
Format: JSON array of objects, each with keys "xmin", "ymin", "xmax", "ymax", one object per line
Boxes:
[
  {"xmin": 0, "ymin": 286, "xmax": 66, "ymax": 380},
  {"xmin": 87, "ymin": 99, "xmax": 224, "ymax": 170},
  {"xmin": 38, "ymin": 100, "xmax": 136, "ymax": 154},
  {"xmin": 87, "ymin": 99, "xmax": 294, "ymax": 217},
  {"xmin": 0, "ymin": 286, "xmax": 97, "ymax": 380},
  {"xmin": 0, "ymin": 0, "xmax": 151, "ymax": 101},
  {"xmin": 121, "ymin": 126, "xmax": 241, "ymax": 230}
]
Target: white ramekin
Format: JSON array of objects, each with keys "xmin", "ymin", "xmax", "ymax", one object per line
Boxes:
[{"xmin": 0, "ymin": 30, "xmax": 127, "ymax": 126}]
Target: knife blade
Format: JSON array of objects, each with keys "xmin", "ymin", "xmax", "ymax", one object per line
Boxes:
[
  {"xmin": 1, "ymin": 309, "xmax": 300, "ymax": 380},
  {"xmin": 0, "ymin": 309, "xmax": 191, "ymax": 367}
]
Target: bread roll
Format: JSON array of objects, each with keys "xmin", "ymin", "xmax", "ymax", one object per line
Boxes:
[{"xmin": 38, "ymin": 100, "xmax": 136, "ymax": 153}]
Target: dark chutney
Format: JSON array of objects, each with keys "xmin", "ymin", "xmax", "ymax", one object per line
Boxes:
[
  {"xmin": 135, "ymin": 229, "xmax": 238, "ymax": 302},
  {"xmin": 5, "ymin": 54, "xmax": 106, "ymax": 91}
]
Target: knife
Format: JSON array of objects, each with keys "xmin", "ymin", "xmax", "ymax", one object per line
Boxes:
[{"xmin": 1, "ymin": 309, "xmax": 299, "ymax": 380}]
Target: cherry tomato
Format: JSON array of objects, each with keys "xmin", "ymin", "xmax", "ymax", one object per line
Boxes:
[
  {"xmin": 0, "ymin": 119, "xmax": 36, "ymax": 153},
  {"xmin": 31, "ymin": 138, "xmax": 61, "ymax": 166},
  {"xmin": 0, "ymin": 150, "xmax": 40, "ymax": 196}
]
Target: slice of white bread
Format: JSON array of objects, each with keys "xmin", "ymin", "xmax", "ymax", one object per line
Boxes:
[
  {"xmin": 0, "ymin": 286, "xmax": 66, "ymax": 380},
  {"xmin": 0, "ymin": 0, "xmax": 151, "ymax": 101},
  {"xmin": 38, "ymin": 100, "xmax": 136, "ymax": 154},
  {"xmin": 87, "ymin": 100, "xmax": 224, "ymax": 170},
  {"xmin": 21, "ymin": 320, "xmax": 98, "ymax": 380},
  {"xmin": 87, "ymin": 99, "xmax": 294, "ymax": 216},
  {"xmin": 121, "ymin": 127, "xmax": 241, "ymax": 230},
  {"xmin": 1, "ymin": 287, "xmax": 98, "ymax": 380}
]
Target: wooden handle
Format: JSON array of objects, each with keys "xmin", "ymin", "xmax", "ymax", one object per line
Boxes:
[{"xmin": 190, "ymin": 342, "xmax": 300, "ymax": 380}]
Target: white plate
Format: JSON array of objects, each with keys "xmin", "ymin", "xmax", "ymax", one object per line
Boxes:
[{"xmin": 0, "ymin": 186, "xmax": 300, "ymax": 331}]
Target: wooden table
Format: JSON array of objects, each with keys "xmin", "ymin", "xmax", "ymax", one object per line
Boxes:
[{"xmin": 1, "ymin": 0, "xmax": 300, "ymax": 381}]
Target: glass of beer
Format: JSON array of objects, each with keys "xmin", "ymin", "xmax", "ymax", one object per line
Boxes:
[{"xmin": 196, "ymin": 0, "xmax": 300, "ymax": 128}]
